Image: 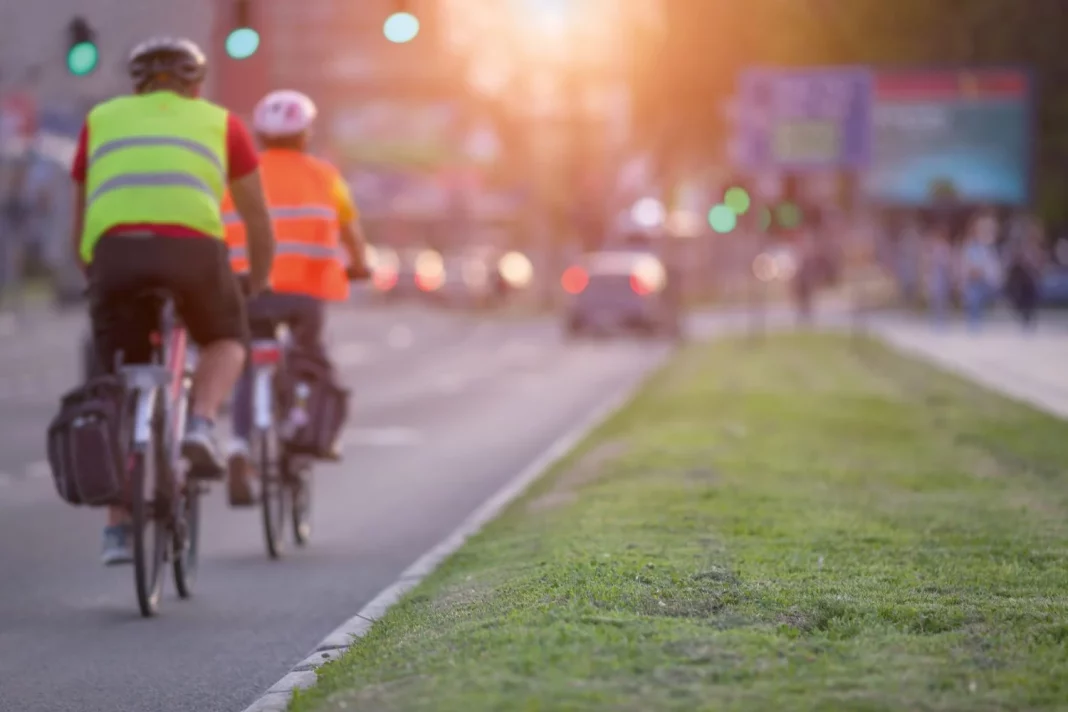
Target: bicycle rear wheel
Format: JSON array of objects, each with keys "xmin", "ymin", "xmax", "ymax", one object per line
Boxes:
[
  {"xmin": 172, "ymin": 473, "xmax": 201, "ymax": 598},
  {"xmin": 256, "ymin": 427, "xmax": 287, "ymax": 559},
  {"xmin": 131, "ymin": 431, "xmax": 168, "ymax": 617},
  {"xmin": 288, "ymin": 455, "xmax": 313, "ymax": 547}
]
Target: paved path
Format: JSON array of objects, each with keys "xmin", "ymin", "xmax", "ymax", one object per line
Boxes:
[{"xmin": 872, "ymin": 315, "xmax": 1068, "ymax": 417}]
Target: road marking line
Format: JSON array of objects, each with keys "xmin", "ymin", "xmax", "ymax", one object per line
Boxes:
[
  {"xmin": 25, "ymin": 461, "xmax": 50, "ymax": 479},
  {"xmin": 238, "ymin": 348, "xmax": 672, "ymax": 712},
  {"xmin": 430, "ymin": 372, "xmax": 470, "ymax": 393},
  {"xmin": 340, "ymin": 427, "xmax": 423, "ymax": 447},
  {"xmin": 334, "ymin": 342, "xmax": 371, "ymax": 367},
  {"xmin": 387, "ymin": 325, "xmax": 413, "ymax": 350}
]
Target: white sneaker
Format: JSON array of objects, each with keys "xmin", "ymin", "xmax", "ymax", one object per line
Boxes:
[
  {"xmin": 226, "ymin": 438, "xmax": 257, "ymax": 507},
  {"xmin": 227, "ymin": 438, "xmax": 251, "ymax": 459}
]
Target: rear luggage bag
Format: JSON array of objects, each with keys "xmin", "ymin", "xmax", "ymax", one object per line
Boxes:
[{"xmin": 46, "ymin": 375, "xmax": 129, "ymax": 506}]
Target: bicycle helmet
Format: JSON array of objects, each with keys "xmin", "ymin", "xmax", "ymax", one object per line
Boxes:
[
  {"xmin": 253, "ymin": 90, "xmax": 318, "ymax": 138},
  {"xmin": 127, "ymin": 36, "xmax": 207, "ymax": 91}
]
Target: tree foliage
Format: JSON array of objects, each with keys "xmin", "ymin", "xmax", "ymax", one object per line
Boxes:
[{"xmin": 633, "ymin": 0, "xmax": 1068, "ymax": 219}]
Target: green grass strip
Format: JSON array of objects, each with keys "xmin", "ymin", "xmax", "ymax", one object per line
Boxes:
[{"xmin": 291, "ymin": 334, "xmax": 1068, "ymax": 712}]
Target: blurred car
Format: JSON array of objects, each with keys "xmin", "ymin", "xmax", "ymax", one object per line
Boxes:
[
  {"xmin": 561, "ymin": 250, "xmax": 681, "ymax": 338},
  {"xmin": 370, "ymin": 244, "xmax": 533, "ymax": 309},
  {"xmin": 368, "ymin": 246, "xmax": 434, "ymax": 302}
]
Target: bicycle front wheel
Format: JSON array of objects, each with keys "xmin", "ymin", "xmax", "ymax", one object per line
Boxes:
[
  {"xmin": 256, "ymin": 427, "xmax": 287, "ymax": 559},
  {"xmin": 131, "ymin": 438, "xmax": 168, "ymax": 617}
]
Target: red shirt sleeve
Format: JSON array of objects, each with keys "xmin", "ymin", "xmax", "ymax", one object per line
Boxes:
[
  {"xmin": 225, "ymin": 113, "xmax": 259, "ymax": 181},
  {"xmin": 70, "ymin": 123, "xmax": 89, "ymax": 182}
]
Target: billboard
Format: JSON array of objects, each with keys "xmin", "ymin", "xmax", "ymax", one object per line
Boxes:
[
  {"xmin": 736, "ymin": 67, "xmax": 873, "ymax": 171},
  {"xmin": 864, "ymin": 69, "xmax": 1032, "ymax": 206}
]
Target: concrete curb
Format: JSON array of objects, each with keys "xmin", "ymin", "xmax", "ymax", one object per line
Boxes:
[{"xmin": 238, "ymin": 350, "xmax": 671, "ymax": 712}]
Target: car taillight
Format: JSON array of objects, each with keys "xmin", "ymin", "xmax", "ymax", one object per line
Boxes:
[
  {"xmin": 561, "ymin": 266, "xmax": 588, "ymax": 294},
  {"xmin": 373, "ymin": 268, "xmax": 398, "ymax": 291},
  {"xmin": 629, "ymin": 273, "xmax": 653, "ymax": 296},
  {"xmin": 415, "ymin": 272, "xmax": 444, "ymax": 292}
]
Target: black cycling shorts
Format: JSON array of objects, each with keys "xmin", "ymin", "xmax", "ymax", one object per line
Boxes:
[{"xmin": 88, "ymin": 233, "xmax": 249, "ymax": 370}]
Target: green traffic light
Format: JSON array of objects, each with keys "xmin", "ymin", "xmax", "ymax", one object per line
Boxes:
[
  {"xmin": 724, "ymin": 186, "xmax": 751, "ymax": 215},
  {"xmin": 226, "ymin": 27, "xmax": 260, "ymax": 59},
  {"xmin": 757, "ymin": 206, "xmax": 772, "ymax": 232},
  {"xmin": 775, "ymin": 202, "xmax": 802, "ymax": 229},
  {"xmin": 67, "ymin": 42, "xmax": 98, "ymax": 76},
  {"xmin": 707, "ymin": 204, "xmax": 737, "ymax": 234}
]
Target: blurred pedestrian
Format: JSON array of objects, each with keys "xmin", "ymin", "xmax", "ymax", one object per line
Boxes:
[
  {"xmin": 897, "ymin": 216, "xmax": 923, "ymax": 305},
  {"xmin": 960, "ymin": 212, "xmax": 1002, "ymax": 331},
  {"xmin": 1004, "ymin": 216, "xmax": 1045, "ymax": 330},
  {"xmin": 925, "ymin": 223, "xmax": 954, "ymax": 328}
]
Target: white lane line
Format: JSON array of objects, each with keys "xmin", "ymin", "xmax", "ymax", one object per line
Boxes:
[
  {"xmin": 0, "ymin": 314, "xmax": 16, "ymax": 336},
  {"xmin": 340, "ymin": 427, "xmax": 423, "ymax": 447},
  {"xmin": 238, "ymin": 348, "xmax": 672, "ymax": 712},
  {"xmin": 334, "ymin": 342, "xmax": 372, "ymax": 367},
  {"xmin": 25, "ymin": 461, "xmax": 50, "ymax": 479},
  {"xmin": 429, "ymin": 372, "xmax": 471, "ymax": 394},
  {"xmin": 386, "ymin": 325, "xmax": 413, "ymax": 350}
]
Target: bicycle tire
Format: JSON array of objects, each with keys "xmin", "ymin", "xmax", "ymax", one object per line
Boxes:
[
  {"xmin": 257, "ymin": 427, "xmax": 287, "ymax": 559},
  {"xmin": 131, "ymin": 436, "xmax": 168, "ymax": 618},
  {"xmin": 172, "ymin": 475, "xmax": 201, "ymax": 598},
  {"xmin": 289, "ymin": 456, "xmax": 312, "ymax": 547}
]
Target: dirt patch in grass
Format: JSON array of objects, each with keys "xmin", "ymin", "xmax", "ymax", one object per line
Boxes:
[{"xmin": 525, "ymin": 440, "xmax": 630, "ymax": 513}]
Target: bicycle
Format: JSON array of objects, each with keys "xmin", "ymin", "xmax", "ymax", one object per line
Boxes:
[
  {"xmin": 247, "ymin": 315, "xmax": 314, "ymax": 559},
  {"xmin": 117, "ymin": 288, "xmax": 203, "ymax": 617}
]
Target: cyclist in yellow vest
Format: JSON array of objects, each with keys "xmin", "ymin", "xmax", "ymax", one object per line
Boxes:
[{"xmin": 69, "ymin": 37, "xmax": 276, "ymax": 565}]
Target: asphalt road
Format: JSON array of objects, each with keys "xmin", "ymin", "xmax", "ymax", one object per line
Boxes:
[{"xmin": 0, "ymin": 303, "xmax": 669, "ymax": 712}]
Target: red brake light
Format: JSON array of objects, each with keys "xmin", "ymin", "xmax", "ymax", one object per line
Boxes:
[
  {"xmin": 415, "ymin": 272, "xmax": 443, "ymax": 291},
  {"xmin": 561, "ymin": 266, "xmax": 588, "ymax": 294},
  {"xmin": 250, "ymin": 342, "xmax": 282, "ymax": 366},
  {"xmin": 629, "ymin": 273, "xmax": 653, "ymax": 296},
  {"xmin": 373, "ymin": 268, "xmax": 398, "ymax": 291}
]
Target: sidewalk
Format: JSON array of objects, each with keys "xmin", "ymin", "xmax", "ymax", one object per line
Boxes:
[{"xmin": 872, "ymin": 315, "xmax": 1068, "ymax": 418}]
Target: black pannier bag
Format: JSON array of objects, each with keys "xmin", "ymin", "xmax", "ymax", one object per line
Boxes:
[
  {"xmin": 46, "ymin": 375, "xmax": 129, "ymax": 506},
  {"xmin": 279, "ymin": 350, "xmax": 349, "ymax": 459}
]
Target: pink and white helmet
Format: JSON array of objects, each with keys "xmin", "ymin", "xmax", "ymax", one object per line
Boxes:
[{"xmin": 252, "ymin": 89, "xmax": 318, "ymax": 138}]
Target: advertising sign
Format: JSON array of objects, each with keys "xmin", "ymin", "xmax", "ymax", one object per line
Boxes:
[
  {"xmin": 864, "ymin": 69, "xmax": 1032, "ymax": 206},
  {"xmin": 330, "ymin": 100, "xmax": 461, "ymax": 167},
  {"xmin": 737, "ymin": 67, "xmax": 873, "ymax": 170}
]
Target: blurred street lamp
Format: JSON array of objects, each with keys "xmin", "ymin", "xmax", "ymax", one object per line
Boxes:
[
  {"xmin": 384, "ymin": 11, "xmax": 420, "ymax": 44},
  {"xmin": 630, "ymin": 197, "xmax": 665, "ymax": 229}
]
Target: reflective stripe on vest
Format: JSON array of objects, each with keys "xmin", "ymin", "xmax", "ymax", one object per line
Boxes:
[
  {"xmin": 228, "ymin": 243, "xmax": 341, "ymax": 260},
  {"xmin": 90, "ymin": 135, "xmax": 226, "ymax": 175},
  {"xmin": 87, "ymin": 170, "xmax": 218, "ymax": 208},
  {"xmin": 80, "ymin": 92, "xmax": 228, "ymax": 263},
  {"xmin": 221, "ymin": 204, "xmax": 337, "ymax": 224}
]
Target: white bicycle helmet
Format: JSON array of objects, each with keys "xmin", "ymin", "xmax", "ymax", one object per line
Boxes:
[{"xmin": 253, "ymin": 90, "xmax": 318, "ymax": 138}]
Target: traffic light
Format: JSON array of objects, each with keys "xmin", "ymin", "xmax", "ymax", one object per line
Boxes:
[
  {"xmin": 225, "ymin": 0, "xmax": 260, "ymax": 59},
  {"xmin": 383, "ymin": 0, "xmax": 420, "ymax": 43},
  {"xmin": 66, "ymin": 17, "xmax": 99, "ymax": 76}
]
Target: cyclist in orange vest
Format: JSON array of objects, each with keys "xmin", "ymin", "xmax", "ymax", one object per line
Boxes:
[{"xmin": 220, "ymin": 89, "xmax": 371, "ymax": 506}]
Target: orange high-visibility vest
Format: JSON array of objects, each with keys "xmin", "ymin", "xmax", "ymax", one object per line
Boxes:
[{"xmin": 221, "ymin": 149, "xmax": 348, "ymax": 301}]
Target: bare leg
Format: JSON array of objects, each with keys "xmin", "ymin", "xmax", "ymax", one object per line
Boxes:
[{"xmin": 190, "ymin": 339, "xmax": 246, "ymax": 421}]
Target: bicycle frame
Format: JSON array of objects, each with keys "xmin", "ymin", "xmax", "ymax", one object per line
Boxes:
[
  {"xmin": 249, "ymin": 324, "xmax": 290, "ymax": 431},
  {"xmin": 122, "ymin": 301, "xmax": 194, "ymax": 460}
]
